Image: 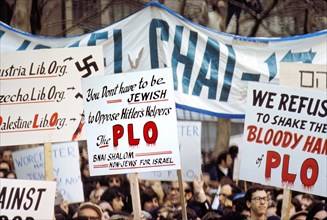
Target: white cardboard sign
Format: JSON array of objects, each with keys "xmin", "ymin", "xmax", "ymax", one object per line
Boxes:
[
  {"xmin": 0, "ymin": 47, "xmax": 104, "ymax": 146},
  {"xmin": 12, "ymin": 142, "xmax": 84, "ymax": 203},
  {"xmin": 139, "ymin": 120, "xmax": 201, "ymax": 182},
  {"xmin": 239, "ymin": 82, "xmax": 326, "ymax": 197},
  {"xmin": 82, "ymin": 68, "xmax": 181, "ymax": 176},
  {"xmin": 0, "ymin": 178, "xmax": 56, "ymax": 220},
  {"xmin": 280, "ymin": 63, "xmax": 326, "ymax": 91}
]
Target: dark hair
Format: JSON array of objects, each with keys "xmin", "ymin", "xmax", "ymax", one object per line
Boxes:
[
  {"xmin": 140, "ymin": 187, "xmax": 159, "ymax": 209},
  {"xmin": 172, "ymin": 207, "xmax": 198, "ymax": 220},
  {"xmin": 302, "ymin": 193, "xmax": 315, "ymax": 201},
  {"xmin": 216, "ymin": 151, "xmax": 230, "ymax": 165},
  {"xmin": 101, "ymin": 186, "xmax": 124, "ymax": 204},
  {"xmin": 0, "ymin": 159, "xmax": 12, "ymax": 171},
  {"xmin": 221, "ymin": 211, "xmax": 247, "ymax": 220},
  {"xmin": 244, "ymin": 185, "xmax": 266, "ymax": 204},
  {"xmin": 202, "ymin": 211, "xmax": 222, "ymax": 220},
  {"xmin": 228, "ymin": 145, "xmax": 239, "ymax": 160},
  {"xmin": 306, "ymin": 201, "xmax": 327, "ymax": 220},
  {"xmin": 233, "ymin": 196, "xmax": 247, "ymax": 213},
  {"xmin": 278, "ymin": 196, "xmax": 307, "ymax": 216}
]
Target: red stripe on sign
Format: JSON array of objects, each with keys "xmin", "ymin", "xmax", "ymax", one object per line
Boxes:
[
  {"xmin": 107, "ymin": 99, "xmax": 122, "ymax": 104},
  {"xmin": 136, "ymin": 151, "xmax": 172, "ymax": 157},
  {"xmin": 128, "ymin": 99, "xmax": 168, "ymax": 104},
  {"xmin": 99, "ymin": 145, "xmax": 109, "ymax": 148},
  {"xmin": 109, "ymin": 164, "xmax": 175, "ymax": 170},
  {"xmin": 94, "ymin": 164, "xmax": 109, "ymax": 168}
]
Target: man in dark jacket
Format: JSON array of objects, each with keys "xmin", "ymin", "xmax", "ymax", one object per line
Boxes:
[{"xmin": 210, "ymin": 151, "xmax": 233, "ymax": 182}]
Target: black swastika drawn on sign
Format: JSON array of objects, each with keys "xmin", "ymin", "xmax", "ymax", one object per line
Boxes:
[{"xmin": 75, "ymin": 55, "xmax": 99, "ymax": 78}]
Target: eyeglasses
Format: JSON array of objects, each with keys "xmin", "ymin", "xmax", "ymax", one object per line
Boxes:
[{"xmin": 251, "ymin": 197, "xmax": 268, "ymax": 203}]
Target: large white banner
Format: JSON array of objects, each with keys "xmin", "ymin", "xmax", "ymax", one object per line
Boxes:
[
  {"xmin": 280, "ymin": 63, "xmax": 326, "ymax": 91},
  {"xmin": 12, "ymin": 142, "xmax": 84, "ymax": 203},
  {"xmin": 239, "ymin": 82, "xmax": 327, "ymax": 197},
  {"xmin": 0, "ymin": 47, "xmax": 104, "ymax": 146},
  {"xmin": 1, "ymin": 2, "xmax": 326, "ymax": 118},
  {"xmin": 82, "ymin": 68, "xmax": 181, "ymax": 176},
  {"xmin": 0, "ymin": 178, "xmax": 56, "ymax": 220},
  {"xmin": 139, "ymin": 120, "xmax": 201, "ymax": 182}
]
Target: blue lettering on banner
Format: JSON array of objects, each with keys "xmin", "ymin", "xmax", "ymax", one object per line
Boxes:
[
  {"xmin": 192, "ymin": 37, "xmax": 219, "ymax": 100},
  {"xmin": 172, "ymin": 26, "xmax": 197, "ymax": 93},
  {"xmin": 281, "ymin": 49, "xmax": 316, "ymax": 63},
  {"xmin": 149, "ymin": 19, "xmax": 169, "ymax": 68},
  {"xmin": 114, "ymin": 29, "xmax": 122, "ymax": 73},
  {"xmin": 220, "ymin": 45, "xmax": 236, "ymax": 101},
  {"xmin": 265, "ymin": 53, "xmax": 277, "ymax": 81},
  {"xmin": 87, "ymin": 32, "xmax": 108, "ymax": 46},
  {"xmin": 0, "ymin": 17, "xmax": 320, "ymax": 105}
]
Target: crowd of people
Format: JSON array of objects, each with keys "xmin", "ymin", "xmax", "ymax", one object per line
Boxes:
[{"xmin": 0, "ymin": 146, "xmax": 326, "ymax": 220}]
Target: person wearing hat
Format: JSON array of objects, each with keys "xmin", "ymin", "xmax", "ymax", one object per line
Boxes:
[{"xmin": 73, "ymin": 202, "xmax": 103, "ymax": 220}]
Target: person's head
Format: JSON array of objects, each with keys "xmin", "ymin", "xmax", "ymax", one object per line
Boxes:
[
  {"xmin": 101, "ymin": 186, "xmax": 124, "ymax": 213},
  {"xmin": 221, "ymin": 211, "xmax": 247, "ymax": 220},
  {"xmin": 244, "ymin": 185, "xmax": 268, "ymax": 218},
  {"xmin": 105, "ymin": 175, "xmax": 123, "ymax": 188},
  {"xmin": 141, "ymin": 187, "xmax": 159, "ymax": 213},
  {"xmin": 300, "ymin": 193, "xmax": 315, "ymax": 211},
  {"xmin": 216, "ymin": 151, "xmax": 232, "ymax": 169},
  {"xmin": 75, "ymin": 202, "xmax": 103, "ymax": 220},
  {"xmin": 289, "ymin": 210, "xmax": 308, "ymax": 220},
  {"xmin": 89, "ymin": 186, "xmax": 108, "ymax": 204},
  {"xmin": 1, "ymin": 149, "xmax": 13, "ymax": 163},
  {"xmin": 6, "ymin": 172, "xmax": 16, "ymax": 179},
  {"xmin": 219, "ymin": 183, "xmax": 233, "ymax": 207},
  {"xmin": 201, "ymin": 211, "xmax": 222, "ymax": 220},
  {"xmin": 81, "ymin": 159, "xmax": 90, "ymax": 178},
  {"xmin": 145, "ymin": 180, "xmax": 164, "ymax": 204},
  {"xmin": 228, "ymin": 145, "xmax": 239, "ymax": 160},
  {"xmin": 233, "ymin": 193, "xmax": 246, "ymax": 212},
  {"xmin": 172, "ymin": 207, "xmax": 200, "ymax": 220},
  {"xmin": 155, "ymin": 206, "xmax": 174, "ymax": 219},
  {"xmin": 0, "ymin": 160, "xmax": 11, "ymax": 172},
  {"xmin": 168, "ymin": 181, "xmax": 192, "ymax": 207},
  {"xmin": 306, "ymin": 201, "xmax": 327, "ymax": 220}
]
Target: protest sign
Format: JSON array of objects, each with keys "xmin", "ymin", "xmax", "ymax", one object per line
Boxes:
[
  {"xmin": 1, "ymin": 3, "xmax": 326, "ymax": 118},
  {"xmin": 0, "ymin": 47, "xmax": 104, "ymax": 146},
  {"xmin": 279, "ymin": 62, "xmax": 326, "ymax": 218},
  {"xmin": 82, "ymin": 68, "xmax": 181, "ymax": 176},
  {"xmin": 280, "ymin": 63, "xmax": 326, "ymax": 91},
  {"xmin": 239, "ymin": 82, "xmax": 326, "ymax": 197},
  {"xmin": 139, "ymin": 120, "xmax": 201, "ymax": 182},
  {"xmin": 0, "ymin": 178, "xmax": 56, "ymax": 220},
  {"xmin": 12, "ymin": 142, "xmax": 84, "ymax": 203}
]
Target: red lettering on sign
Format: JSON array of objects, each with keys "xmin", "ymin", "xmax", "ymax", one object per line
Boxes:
[
  {"xmin": 113, "ymin": 124, "xmax": 124, "ymax": 147},
  {"xmin": 128, "ymin": 124, "xmax": 140, "ymax": 146},
  {"xmin": 300, "ymin": 158, "xmax": 318, "ymax": 187},
  {"xmin": 144, "ymin": 121, "xmax": 158, "ymax": 145}
]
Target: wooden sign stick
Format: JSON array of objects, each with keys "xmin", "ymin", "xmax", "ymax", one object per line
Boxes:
[
  {"xmin": 177, "ymin": 169, "xmax": 188, "ymax": 220},
  {"xmin": 130, "ymin": 172, "xmax": 142, "ymax": 219},
  {"xmin": 281, "ymin": 188, "xmax": 292, "ymax": 220},
  {"xmin": 44, "ymin": 142, "xmax": 54, "ymax": 181}
]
